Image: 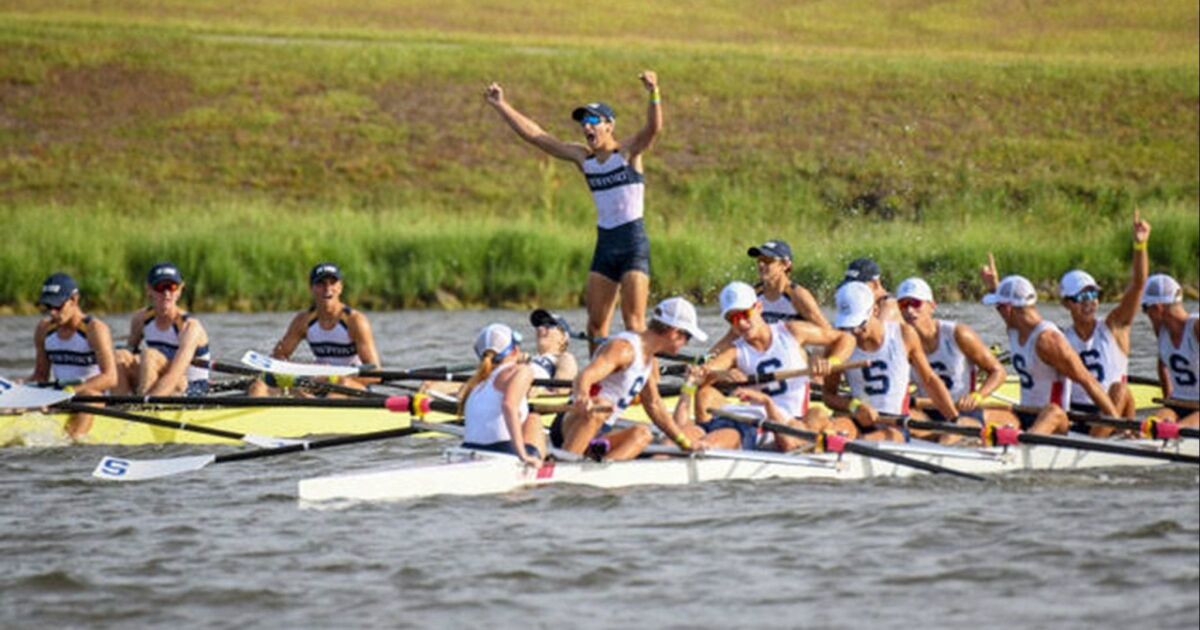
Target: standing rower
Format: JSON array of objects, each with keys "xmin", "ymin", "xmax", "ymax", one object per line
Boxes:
[
  {"xmin": 460, "ymin": 324, "xmax": 545, "ymax": 468},
  {"xmin": 249, "ymin": 263, "xmax": 380, "ymax": 395},
  {"xmin": 979, "ymin": 263, "xmax": 1119, "ymax": 435},
  {"xmin": 121, "ymin": 263, "xmax": 212, "ymax": 397},
  {"xmin": 1140, "ymin": 274, "xmax": 1200, "ymax": 427},
  {"xmin": 895, "ymin": 277, "xmax": 1018, "ymax": 429},
  {"xmin": 485, "ymin": 72, "xmax": 663, "ymax": 353},
  {"xmin": 823, "ymin": 282, "xmax": 960, "ymax": 442},
  {"xmin": 1058, "ymin": 211, "xmax": 1151, "ymax": 434},
  {"xmin": 691, "ymin": 281, "xmax": 854, "ymax": 451},
  {"xmin": 553, "ymin": 297, "xmax": 706, "ymax": 460},
  {"xmin": 29, "ymin": 273, "xmax": 118, "ymax": 439}
]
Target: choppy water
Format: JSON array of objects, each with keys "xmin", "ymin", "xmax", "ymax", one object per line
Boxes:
[{"xmin": 2, "ymin": 304, "xmax": 1198, "ymax": 629}]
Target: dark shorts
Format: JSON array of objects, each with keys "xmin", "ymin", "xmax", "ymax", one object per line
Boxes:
[
  {"xmin": 1164, "ymin": 403, "xmax": 1197, "ymax": 419},
  {"xmin": 186, "ymin": 380, "xmax": 210, "ymax": 397},
  {"xmin": 462, "ymin": 441, "xmax": 541, "ymax": 458},
  {"xmin": 590, "ymin": 219, "xmax": 651, "ymax": 282},
  {"xmin": 1015, "ymin": 410, "xmax": 1040, "ymax": 431},
  {"xmin": 1069, "ymin": 403, "xmax": 1100, "ymax": 433},
  {"xmin": 549, "ymin": 412, "xmax": 612, "ymax": 448},
  {"xmin": 697, "ymin": 416, "xmax": 759, "ymax": 451}
]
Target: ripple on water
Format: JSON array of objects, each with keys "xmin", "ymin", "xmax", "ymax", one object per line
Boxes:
[{"xmin": 1103, "ymin": 519, "xmax": 1186, "ymax": 540}]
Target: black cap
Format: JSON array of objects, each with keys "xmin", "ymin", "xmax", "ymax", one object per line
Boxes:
[
  {"xmin": 39, "ymin": 272, "xmax": 79, "ymax": 308},
  {"xmin": 530, "ymin": 309, "xmax": 572, "ymax": 335},
  {"xmin": 572, "ymin": 102, "xmax": 616, "ymax": 123},
  {"xmin": 309, "ymin": 262, "xmax": 343, "ymax": 285},
  {"xmin": 844, "ymin": 257, "xmax": 882, "ymax": 282},
  {"xmin": 747, "ymin": 239, "xmax": 793, "ymax": 262},
  {"xmin": 146, "ymin": 262, "xmax": 183, "ymax": 287}
]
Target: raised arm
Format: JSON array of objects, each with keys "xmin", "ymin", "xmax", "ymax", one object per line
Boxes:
[
  {"xmin": 484, "ymin": 83, "xmax": 589, "ymax": 164},
  {"xmin": 1106, "ymin": 209, "xmax": 1150, "ymax": 341},
  {"xmin": 980, "ymin": 252, "xmax": 1000, "ymax": 293},
  {"xmin": 620, "ymin": 71, "xmax": 663, "ymax": 160}
]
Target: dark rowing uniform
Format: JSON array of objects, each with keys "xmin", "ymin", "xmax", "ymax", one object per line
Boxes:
[
  {"xmin": 305, "ymin": 306, "xmax": 361, "ymax": 367},
  {"xmin": 44, "ymin": 316, "xmax": 100, "ymax": 383},
  {"xmin": 139, "ymin": 308, "xmax": 211, "ymax": 395},
  {"xmin": 583, "ymin": 152, "xmax": 651, "ymax": 282}
]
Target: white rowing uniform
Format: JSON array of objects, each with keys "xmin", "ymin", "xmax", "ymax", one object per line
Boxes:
[
  {"xmin": 583, "ymin": 153, "xmax": 644, "ymax": 229},
  {"xmin": 734, "ymin": 321, "xmax": 810, "ymax": 417},
  {"xmin": 463, "ymin": 364, "xmax": 527, "ymax": 445},
  {"xmin": 846, "ymin": 320, "xmax": 910, "ymax": 415},
  {"xmin": 44, "ymin": 317, "xmax": 101, "ymax": 383},
  {"xmin": 140, "ymin": 309, "xmax": 211, "ymax": 384},
  {"xmin": 1064, "ymin": 319, "xmax": 1126, "ymax": 408},
  {"xmin": 530, "ymin": 353, "xmax": 563, "ymax": 380},
  {"xmin": 913, "ymin": 319, "xmax": 974, "ymax": 401},
  {"xmin": 1009, "ymin": 320, "xmax": 1070, "ymax": 408},
  {"xmin": 1158, "ymin": 314, "xmax": 1200, "ymax": 402},
  {"xmin": 305, "ymin": 306, "xmax": 361, "ymax": 367},
  {"xmin": 757, "ymin": 288, "xmax": 796, "ymax": 324},
  {"xmin": 594, "ymin": 331, "xmax": 653, "ymax": 425}
]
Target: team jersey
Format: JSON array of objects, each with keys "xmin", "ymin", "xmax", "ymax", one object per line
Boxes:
[
  {"xmin": 846, "ymin": 321, "xmax": 910, "ymax": 415},
  {"xmin": 1065, "ymin": 320, "xmax": 1127, "ymax": 407},
  {"xmin": 913, "ymin": 319, "xmax": 975, "ymax": 401},
  {"xmin": 1009, "ymin": 320, "xmax": 1070, "ymax": 408},
  {"xmin": 305, "ymin": 306, "xmax": 361, "ymax": 366},
  {"xmin": 44, "ymin": 317, "xmax": 101, "ymax": 383},
  {"xmin": 1158, "ymin": 314, "xmax": 1200, "ymax": 401},
  {"xmin": 733, "ymin": 321, "xmax": 810, "ymax": 417},
  {"xmin": 757, "ymin": 289, "xmax": 797, "ymax": 324},
  {"xmin": 140, "ymin": 309, "xmax": 211, "ymax": 383},
  {"xmin": 594, "ymin": 332, "xmax": 653, "ymax": 425},
  {"xmin": 583, "ymin": 152, "xmax": 644, "ymax": 229},
  {"xmin": 464, "ymin": 364, "xmax": 528, "ymax": 445},
  {"xmin": 530, "ymin": 353, "xmax": 563, "ymax": 380}
]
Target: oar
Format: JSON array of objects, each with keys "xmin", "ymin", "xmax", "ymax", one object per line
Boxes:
[
  {"xmin": 92, "ymin": 422, "xmax": 446, "ymax": 481},
  {"xmin": 895, "ymin": 418, "xmax": 1199, "ymax": 465},
  {"xmin": 1004, "ymin": 402, "xmax": 1200, "ymax": 440},
  {"xmin": 54, "ymin": 402, "xmax": 301, "ymax": 448},
  {"xmin": 1154, "ymin": 397, "xmax": 1199, "ymax": 412},
  {"xmin": 659, "ymin": 361, "xmax": 867, "ymax": 397},
  {"xmin": 708, "ymin": 409, "xmax": 985, "ymax": 481},
  {"xmin": 71, "ymin": 393, "xmax": 436, "ymax": 412}
]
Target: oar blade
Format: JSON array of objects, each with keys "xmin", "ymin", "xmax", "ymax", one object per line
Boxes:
[
  {"xmin": 0, "ymin": 378, "xmax": 74, "ymax": 409},
  {"xmin": 240, "ymin": 351, "xmax": 359, "ymax": 377},
  {"xmin": 92, "ymin": 454, "xmax": 216, "ymax": 481},
  {"xmin": 242, "ymin": 435, "xmax": 308, "ymax": 449}
]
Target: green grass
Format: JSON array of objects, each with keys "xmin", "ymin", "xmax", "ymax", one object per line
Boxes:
[{"xmin": 0, "ymin": 2, "xmax": 1196, "ymax": 312}]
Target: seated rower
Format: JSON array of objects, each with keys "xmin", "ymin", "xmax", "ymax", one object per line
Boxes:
[
  {"xmin": 29, "ymin": 273, "xmax": 118, "ymax": 439},
  {"xmin": 1140, "ymin": 274, "xmax": 1200, "ymax": 428},
  {"xmin": 460, "ymin": 324, "xmax": 545, "ymax": 467},
  {"xmin": 118, "ymin": 263, "xmax": 212, "ymax": 397},
  {"xmin": 528, "ymin": 308, "xmax": 579, "ymax": 396},
  {"xmin": 822, "ymin": 281, "xmax": 960, "ymax": 442},
  {"xmin": 1057, "ymin": 210, "xmax": 1150, "ymax": 435},
  {"xmin": 979, "ymin": 261, "xmax": 1120, "ymax": 435},
  {"xmin": 840, "ymin": 257, "xmax": 901, "ymax": 323},
  {"xmin": 554, "ymin": 297, "xmax": 706, "ymax": 461},
  {"xmin": 895, "ymin": 277, "xmax": 1018, "ymax": 431},
  {"xmin": 249, "ymin": 263, "xmax": 380, "ymax": 396},
  {"xmin": 691, "ymin": 281, "xmax": 854, "ymax": 451}
]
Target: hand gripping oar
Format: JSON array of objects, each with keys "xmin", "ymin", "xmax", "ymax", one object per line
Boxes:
[
  {"xmin": 708, "ymin": 409, "xmax": 985, "ymax": 481},
  {"xmin": 658, "ymin": 361, "xmax": 868, "ymax": 397},
  {"xmin": 1004, "ymin": 403, "xmax": 1200, "ymax": 441},
  {"xmin": 91, "ymin": 395, "xmax": 445, "ymax": 481},
  {"xmin": 1154, "ymin": 397, "xmax": 1200, "ymax": 412},
  {"xmin": 894, "ymin": 418, "xmax": 1199, "ymax": 465}
]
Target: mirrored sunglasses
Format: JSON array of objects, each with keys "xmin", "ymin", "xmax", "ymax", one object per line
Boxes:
[
  {"xmin": 1067, "ymin": 289, "xmax": 1099, "ymax": 303},
  {"xmin": 579, "ymin": 114, "xmax": 602, "ymax": 126},
  {"xmin": 897, "ymin": 298, "xmax": 926, "ymax": 310}
]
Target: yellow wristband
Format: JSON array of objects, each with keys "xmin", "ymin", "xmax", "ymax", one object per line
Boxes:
[
  {"xmin": 650, "ymin": 88, "xmax": 661, "ymax": 104},
  {"xmin": 848, "ymin": 398, "xmax": 862, "ymax": 413},
  {"xmin": 1133, "ymin": 241, "xmax": 1147, "ymax": 251},
  {"xmin": 828, "ymin": 357, "xmax": 843, "ymax": 367},
  {"xmin": 681, "ymin": 383, "xmax": 697, "ymax": 396},
  {"xmin": 970, "ymin": 392, "xmax": 983, "ymax": 404},
  {"xmin": 674, "ymin": 433, "xmax": 691, "ymax": 449}
]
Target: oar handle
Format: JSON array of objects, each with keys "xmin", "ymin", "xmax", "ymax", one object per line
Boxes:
[{"xmin": 1154, "ymin": 397, "xmax": 1200, "ymax": 412}]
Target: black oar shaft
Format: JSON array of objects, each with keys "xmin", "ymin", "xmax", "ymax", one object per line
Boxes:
[
  {"xmin": 56, "ymin": 402, "xmax": 255, "ymax": 442},
  {"xmin": 213, "ymin": 425, "xmax": 429, "ymax": 464},
  {"xmin": 70, "ymin": 395, "xmax": 402, "ymax": 408}
]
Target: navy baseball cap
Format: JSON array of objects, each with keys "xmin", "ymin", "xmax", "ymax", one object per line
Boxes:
[
  {"xmin": 146, "ymin": 262, "xmax": 183, "ymax": 287},
  {"xmin": 39, "ymin": 272, "xmax": 78, "ymax": 308},
  {"xmin": 748, "ymin": 239, "xmax": 793, "ymax": 262},
  {"xmin": 530, "ymin": 309, "xmax": 572, "ymax": 335},
  {"xmin": 309, "ymin": 262, "xmax": 343, "ymax": 285},
  {"xmin": 572, "ymin": 102, "xmax": 616, "ymax": 122},
  {"xmin": 844, "ymin": 257, "xmax": 882, "ymax": 282}
]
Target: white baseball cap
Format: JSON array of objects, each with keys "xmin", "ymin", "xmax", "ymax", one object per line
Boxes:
[
  {"xmin": 1142, "ymin": 274, "xmax": 1183, "ymax": 306},
  {"xmin": 719, "ymin": 281, "xmax": 758, "ymax": 318},
  {"xmin": 982, "ymin": 275, "xmax": 1038, "ymax": 307},
  {"xmin": 651, "ymin": 297, "xmax": 708, "ymax": 342},
  {"xmin": 1059, "ymin": 270, "xmax": 1099, "ymax": 299},
  {"xmin": 896, "ymin": 277, "xmax": 934, "ymax": 303},
  {"xmin": 474, "ymin": 323, "xmax": 522, "ymax": 359},
  {"xmin": 835, "ymin": 281, "xmax": 875, "ymax": 329}
]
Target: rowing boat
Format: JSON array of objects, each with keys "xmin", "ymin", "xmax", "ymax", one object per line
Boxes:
[
  {"xmin": 0, "ymin": 379, "xmax": 1170, "ymax": 447},
  {"xmin": 298, "ymin": 435, "xmax": 1200, "ymax": 504}
]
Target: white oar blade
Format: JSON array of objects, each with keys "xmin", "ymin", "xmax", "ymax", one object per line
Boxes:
[
  {"xmin": 242, "ymin": 435, "xmax": 307, "ymax": 449},
  {"xmin": 0, "ymin": 378, "xmax": 73, "ymax": 409},
  {"xmin": 92, "ymin": 454, "xmax": 216, "ymax": 481},
  {"xmin": 240, "ymin": 351, "xmax": 359, "ymax": 377}
]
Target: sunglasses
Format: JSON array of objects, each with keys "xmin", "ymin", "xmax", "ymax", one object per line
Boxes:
[
  {"xmin": 725, "ymin": 307, "xmax": 755, "ymax": 326},
  {"xmin": 153, "ymin": 282, "xmax": 180, "ymax": 293},
  {"xmin": 579, "ymin": 114, "xmax": 603, "ymax": 126},
  {"xmin": 38, "ymin": 303, "xmax": 63, "ymax": 314},
  {"xmin": 897, "ymin": 298, "xmax": 926, "ymax": 310},
  {"xmin": 1067, "ymin": 289, "xmax": 1099, "ymax": 303}
]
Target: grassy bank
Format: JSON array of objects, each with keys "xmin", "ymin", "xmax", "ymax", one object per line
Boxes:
[{"xmin": 1, "ymin": 3, "xmax": 1196, "ymax": 312}]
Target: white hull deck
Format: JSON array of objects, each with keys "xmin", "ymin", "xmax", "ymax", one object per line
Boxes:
[{"xmin": 298, "ymin": 437, "xmax": 1199, "ymax": 504}]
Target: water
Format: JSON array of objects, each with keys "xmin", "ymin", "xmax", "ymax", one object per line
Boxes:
[{"xmin": 2, "ymin": 304, "xmax": 1198, "ymax": 628}]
